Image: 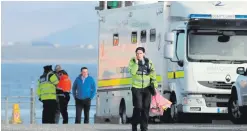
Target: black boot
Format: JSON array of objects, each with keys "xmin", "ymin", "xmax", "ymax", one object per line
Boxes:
[
  {"xmin": 140, "ymin": 125, "xmax": 148, "ymax": 131},
  {"xmin": 132, "ymin": 124, "xmax": 137, "ymax": 131}
]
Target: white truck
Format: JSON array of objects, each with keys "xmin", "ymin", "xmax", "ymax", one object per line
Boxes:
[
  {"xmin": 228, "ymin": 67, "xmax": 247, "ymax": 124},
  {"xmin": 94, "ymin": 1, "xmax": 247, "ymax": 124}
]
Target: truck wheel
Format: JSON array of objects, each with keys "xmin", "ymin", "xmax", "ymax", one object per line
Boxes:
[
  {"xmin": 228, "ymin": 92, "xmax": 244, "ymax": 124},
  {"xmin": 170, "ymin": 94, "xmax": 183, "ymax": 123},
  {"xmin": 160, "ymin": 108, "xmax": 171, "ymax": 123}
]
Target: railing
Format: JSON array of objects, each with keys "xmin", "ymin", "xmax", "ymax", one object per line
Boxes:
[
  {"xmin": 1, "ymin": 86, "xmax": 96, "ymax": 124},
  {"xmin": 1, "ymin": 87, "xmax": 36, "ymax": 124}
]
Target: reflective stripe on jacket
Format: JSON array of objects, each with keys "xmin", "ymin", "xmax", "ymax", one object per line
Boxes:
[
  {"xmin": 128, "ymin": 57, "xmax": 158, "ymax": 89},
  {"xmin": 36, "ymin": 71, "xmax": 59, "ymax": 100}
]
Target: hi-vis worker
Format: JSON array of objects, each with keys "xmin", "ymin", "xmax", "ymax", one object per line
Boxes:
[
  {"xmin": 54, "ymin": 65, "xmax": 71, "ymax": 124},
  {"xmin": 36, "ymin": 65, "xmax": 59, "ymax": 124},
  {"xmin": 128, "ymin": 47, "xmax": 158, "ymax": 131}
]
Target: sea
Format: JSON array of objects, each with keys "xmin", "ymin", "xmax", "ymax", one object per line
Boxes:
[{"xmin": 1, "ymin": 63, "xmax": 98, "ymax": 124}]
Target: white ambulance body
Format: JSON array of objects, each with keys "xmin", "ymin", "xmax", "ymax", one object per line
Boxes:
[{"xmin": 94, "ymin": 1, "xmax": 247, "ymax": 123}]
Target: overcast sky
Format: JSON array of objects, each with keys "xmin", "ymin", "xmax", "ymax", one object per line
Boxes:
[{"xmin": 1, "ymin": 1, "xmax": 98, "ymax": 44}]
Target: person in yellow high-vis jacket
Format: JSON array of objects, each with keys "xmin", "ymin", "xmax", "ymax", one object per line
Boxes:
[
  {"xmin": 128, "ymin": 47, "xmax": 158, "ymax": 131},
  {"xmin": 36, "ymin": 65, "xmax": 59, "ymax": 124}
]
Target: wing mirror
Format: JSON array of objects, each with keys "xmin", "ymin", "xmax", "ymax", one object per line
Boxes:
[
  {"xmin": 164, "ymin": 32, "xmax": 176, "ymax": 59},
  {"xmin": 165, "ymin": 32, "xmax": 175, "ymax": 43},
  {"xmin": 177, "ymin": 60, "xmax": 184, "ymax": 67}
]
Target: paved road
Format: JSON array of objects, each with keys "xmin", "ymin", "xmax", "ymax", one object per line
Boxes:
[{"xmin": 2, "ymin": 124, "xmax": 247, "ymax": 131}]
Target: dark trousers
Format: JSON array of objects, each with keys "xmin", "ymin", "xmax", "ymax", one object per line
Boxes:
[
  {"xmin": 55, "ymin": 96, "xmax": 60, "ymax": 124},
  {"xmin": 75, "ymin": 98, "xmax": 91, "ymax": 124},
  {"xmin": 131, "ymin": 87, "xmax": 151, "ymax": 131},
  {"xmin": 42, "ymin": 100, "xmax": 57, "ymax": 124},
  {"xmin": 56, "ymin": 94, "xmax": 70, "ymax": 124}
]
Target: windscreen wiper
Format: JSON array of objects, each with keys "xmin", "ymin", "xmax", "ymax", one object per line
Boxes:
[
  {"xmin": 198, "ymin": 60, "xmax": 231, "ymax": 64},
  {"xmin": 231, "ymin": 60, "xmax": 247, "ymax": 64}
]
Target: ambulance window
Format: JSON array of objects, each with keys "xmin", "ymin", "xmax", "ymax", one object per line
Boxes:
[
  {"xmin": 150, "ymin": 29, "xmax": 156, "ymax": 42},
  {"xmin": 113, "ymin": 34, "xmax": 119, "ymax": 46},
  {"xmin": 99, "ymin": 1, "xmax": 105, "ymax": 10},
  {"xmin": 141, "ymin": 30, "xmax": 146, "ymax": 43},
  {"xmin": 131, "ymin": 31, "xmax": 137, "ymax": 44},
  {"xmin": 125, "ymin": 1, "xmax": 133, "ymax": 7},
  {"xmin": 107, "ymin": 1, "xmax": 120, "ymax": 9}
]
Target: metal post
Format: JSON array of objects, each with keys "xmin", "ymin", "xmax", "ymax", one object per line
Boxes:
[
  {"xmin": 104, "ymin": 1, "xmax": 107, "ymax": 10},
  {"xmin": 121, "ymin": 1, "xmax": 125, "ymax": 7},
  {"xmin": 5, "ymin": 97, "xmax": 8, "ymax": 124},
  {"xmin": 30, "ymin": 87, "xmax": 33, "ymax": 124},
  {"xmin": 30, "ymin": 85, "xmax": 35, "ymax": 124}
]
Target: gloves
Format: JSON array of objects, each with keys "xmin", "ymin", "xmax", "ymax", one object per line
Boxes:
[{"xmin": 149, "ymin": 82, "xmax": 156, "ymax": 96}]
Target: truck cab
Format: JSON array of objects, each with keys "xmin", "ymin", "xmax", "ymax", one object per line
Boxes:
[
  {"xmin": 164, "ymin": 12, "xmax": 247, "ymax": 122},
  {"xmin": 228, "ymin": 67, "xmax": 247, "ymax": 124}
]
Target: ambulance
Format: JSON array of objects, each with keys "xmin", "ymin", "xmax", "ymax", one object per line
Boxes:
[{"xmin": 94, "ymin": 1, "xmax": 247, "ymax": 124}]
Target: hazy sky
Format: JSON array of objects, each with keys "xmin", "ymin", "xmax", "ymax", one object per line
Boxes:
[{"xmin": 1, "ymin": 1, "xmax": 98, "ymax": 44}]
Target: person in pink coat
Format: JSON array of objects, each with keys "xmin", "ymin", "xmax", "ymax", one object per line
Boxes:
[{"xmin": 150, "ymin": 90, "xmax": 172, "ymax": 116}]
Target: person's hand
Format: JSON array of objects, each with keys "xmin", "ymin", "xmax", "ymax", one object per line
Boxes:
[
  {"xmin": 135, "ymin": 56, "xmax": 138, "ymax": 64},
  {"xmin": 162, "ymin": 106, "xmax": 168, "ymax": 111}
]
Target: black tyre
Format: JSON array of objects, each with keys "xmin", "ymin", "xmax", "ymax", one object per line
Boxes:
[
  {"xmin": 119, "ymin": 100, "xmax": 128, "ymax": 124},
  {"xmin": 160, "ymin": 108, "xmax": 171, "ymax": 123},
  {"xmin": 228, "ymin": 92, "xmax": 244, "ymax": 124},
  {"xmin": 169, "ymin": 94, "xmax": 183, "ymax": 123},
  {"xmin": 120, "ymin": 111, "xmax": 127, "ymax": 124}
]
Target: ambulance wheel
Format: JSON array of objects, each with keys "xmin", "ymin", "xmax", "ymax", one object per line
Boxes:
[
  {"xmin": 120, "ymin": 111, "xmax": 127, "ymax": 124},
  {"xmin": 228, "ymin": 89, "xmax": 245, "ymax": 124},
  {"xmin": 119, "ymin": 99, "xmax": 128, "ymax": 124},
  {"xmin": 160, "ymin": 91, "xmax": 171, "ymax": 123}
]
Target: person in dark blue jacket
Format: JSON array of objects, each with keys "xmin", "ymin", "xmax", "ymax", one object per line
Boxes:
[{"xmin": 72, "ymin": 67, "xmax": 96, "ymax": 124}]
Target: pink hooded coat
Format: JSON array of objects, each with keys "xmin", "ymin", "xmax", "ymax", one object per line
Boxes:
[{"xmin": 150, "ymin": 90, "xmax": 172, "ymax": 115}]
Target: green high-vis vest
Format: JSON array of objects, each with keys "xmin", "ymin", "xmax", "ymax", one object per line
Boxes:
[
  {"xmin": 36, "ymin": 72, "xmax": 59, "ymax": 100},
  {"xmin": 128, "ymin": 57, "xmax": 158, "ymax": 89}
]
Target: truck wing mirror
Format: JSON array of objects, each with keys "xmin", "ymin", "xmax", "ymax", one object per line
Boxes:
[
  {"xmin": 177, "ymin": 60, "xmax": 184, "ymax": 67},
  {"xmin": 165, "ymin": 32, "xmax": 175, "ymax": 43},
  {"xmin": 164, "ymin": 32, "xmax": 176, "ymax": 59},
  {"xmin": 236, "ymin": 67, "xmax": 245, "ymax": 75},
  {"xmin": 164, "ymin": 44, "xmax": 174, "ymax": 59}
]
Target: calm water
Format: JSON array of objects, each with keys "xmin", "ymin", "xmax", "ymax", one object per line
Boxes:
[{"xmin": 1, "ymin": 63, "xmax": 97, "ymax": 124}]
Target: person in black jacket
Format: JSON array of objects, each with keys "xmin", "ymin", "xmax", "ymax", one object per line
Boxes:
[{"xmin": 54, "ymin": 65, "xmax": 69, "ymax": 124}]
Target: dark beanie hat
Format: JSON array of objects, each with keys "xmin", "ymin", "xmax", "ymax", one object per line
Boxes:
[{"xmin": 135, "ymin": 47, "xmax": 145, "ymax": 53}]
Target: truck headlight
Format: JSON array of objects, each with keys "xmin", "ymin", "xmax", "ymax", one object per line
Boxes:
[{"xmin": 240, "ymin": 80, "xmax": 247, "ymax": 88}]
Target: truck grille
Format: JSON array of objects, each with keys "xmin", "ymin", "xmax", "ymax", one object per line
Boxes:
[
  {"xmin": 212, "ymin": 81, "xmax": 233, "ymax": 89},
  {"xmin": 198, "ymin": 81, "xmax": 234, "ymax": 90}
]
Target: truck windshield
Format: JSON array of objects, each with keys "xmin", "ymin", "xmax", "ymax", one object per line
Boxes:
[{"xmin": 187, "ymin": 30, "xmax": 247, "ymax": 63}]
